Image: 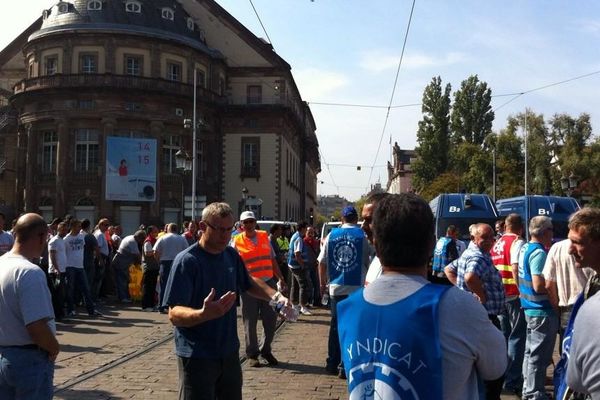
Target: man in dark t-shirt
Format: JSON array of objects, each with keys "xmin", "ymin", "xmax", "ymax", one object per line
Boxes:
[
  {"xmin": 81, "ymin": 219, "xmax": 99, "ymax": 294},
  {"xmin": 163, "ymin": 202, "xmax": 292, "ymax": 400}
]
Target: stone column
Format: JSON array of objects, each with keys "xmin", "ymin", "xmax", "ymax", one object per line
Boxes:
[
  {"xmin": 149, "ymin": 121, "xmax": 164, "ymax": 219},
  {"xmin": 16, "ymin": 124, "xmax": 30, "ymax": 213},
  {"xmin": 100, "ymin": 117, "xmax": 116, "ymax": 219},
  {"xmin": 23, "ymin": 124, "xmax": 36, "ymax": 212},
  {"xmin": 55, "ymin": 118, "xmax": 69, "ymax": 217}
]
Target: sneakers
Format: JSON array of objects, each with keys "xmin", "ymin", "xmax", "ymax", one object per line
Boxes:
[
  {"xmin": 142, "ymin": 307, "xmax": 154, "ymax": 312},
  {"xmin": 261, "ymin": 353, "xmax": 278, "ymax": 366},
  {"xmin": 88, "ymin": 310, "xmax": 103, "ymax": 317},
  {"xmin": 247, "ymin": 357, "xmax": 261, "ymax": 368},
  {"xmin": 67, "ymin": 311, "xmax": 77, "ymax": 317},
  {"xmin": 300, "ymin": 306, "xmax": 312, "ymax": 316},
  {"xmin": 338, "ymin": 368, "xmax": 346, "ymax": 379}
]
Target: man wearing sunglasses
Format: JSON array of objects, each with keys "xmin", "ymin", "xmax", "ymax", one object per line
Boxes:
[
  {"xmin": 162, "ymin": 202, "xmax": 291, "ymax": 400},
  {"xmin": 231, "ymin": 211, "xmax": 287, "ymax": 367}
]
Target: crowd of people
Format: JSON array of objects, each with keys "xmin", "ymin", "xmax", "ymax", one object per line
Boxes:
[{"xmin": 1, "ymin": 195, "xmax": 599, "ymax": 400}]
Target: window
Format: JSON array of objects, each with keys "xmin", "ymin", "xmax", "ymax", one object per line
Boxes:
[
  {"xmin": 42, "ymin": 131, "xmax": 58, "ymax": 174},
  {"xmin": 197, "ymin": 69, "xmax": 206, "ymax": 88},
  {"xmin": 78, "ymin": 100, "xmax": 95, "ymax": 110},
  {"xmin": 187, "ymin": 18, "xmax": 195, "ymax": 31},
  {"xmin": 80, "ymin": 54, "xmax": 97, "ymax": 73},
  {"xmin": 218, "ymin": 77, "xmax": 225, "ymax": 96},
  {"xmin": 28, "ymin": 63, "xmax": 34, "ymax": 78},
  {"xmin": 124, "ymin": 55, "xmax": 142, "ymax": 76},
  {"xmin": 87, "ymin": 0, "xmax": 102, "ymax": 10},
  {"xmin": 162, "ymin": 135, "xmax": 181, "ymax": 174},
  {"xmin": 167, "ymin": 62, "xmax": 181, "ymax": 81},
  {"xmin": 161, "ymin": 8, "xmax": 174, "ymax": 20},
  {"xmin": 125, "ymin": 0, "xmax": 141, "ymax": 13},
  {"xmin": 247, "ymin": 85, "xmax": 262, "ymax": 104},
  {"xmin": 241, "ymin": 137, "xmax": 260, "ymax": 177},
  {"xmin": 44, "ymin": 56, "xmax": 58, "ymax": 75},
  {"xmin": 125, "ymin": 102, "xmax": 142, "ymax": 112},
  {"xmin": 58, "ymin": 2, "xmax": 70, "ymax": 13},
  {"xmin": 75, "ymin": 129, "xmax": 99, "ymax": 172},
  {"xmin": 197, "ymin": 141, "xmax": 206, "ymax": 178}
]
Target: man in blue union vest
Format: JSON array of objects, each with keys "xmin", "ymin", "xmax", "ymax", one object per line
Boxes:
[
  {"xmin": 518, "ymin": 215, "xmax": 558, "ymax": 400},
  {"xmin": 337, "ymin": 193, "xmax": 507, "ymax": 399},
  {"xmin": 318, "ymin": 205, "xmax": 370, "ymax": 378}
]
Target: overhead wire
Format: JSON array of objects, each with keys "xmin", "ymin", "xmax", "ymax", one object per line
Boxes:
[
  {"xmin": 248, "ymin": 0, "xmax": 273, "ymax": 47},
  {"xmin": 366, "ymin": 0, "xmax": 416, "ymax": 191}
]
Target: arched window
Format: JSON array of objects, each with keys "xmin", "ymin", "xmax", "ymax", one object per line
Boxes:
[
  {"xmin": 87, "ymin": 0, "xmax": 102, "ymax": 11},
  {"xmin": 125, "ymin": 0, "xmax": 141, "ymax": 13},
  {"xmin": 161, "ymin": 8, "xmax": 174, "ymax": 21},
  {"xmin": 76, "ymin": 197, "xmax": 95, "ymax": 206},
  {"xmin": 57, "ymin": 2, "xmax": 70, "ymax": 14}
]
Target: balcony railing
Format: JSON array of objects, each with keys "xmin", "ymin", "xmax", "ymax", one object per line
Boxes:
[{"xmin": 13, "ymin": 74, "xmax": 227, "ymax": 104}]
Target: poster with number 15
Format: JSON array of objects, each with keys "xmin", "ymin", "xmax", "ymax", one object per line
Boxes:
[{"xmin": 105, "ymin": 136, "xmax": 157, "ymax": 202}]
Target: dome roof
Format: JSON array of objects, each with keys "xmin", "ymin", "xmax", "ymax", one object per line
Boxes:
[{"xmin": 30, "ymin": 0, "xmax": 222, "ymax": 57}]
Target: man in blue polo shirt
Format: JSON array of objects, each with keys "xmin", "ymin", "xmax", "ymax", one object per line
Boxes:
[
  {"xmin": 163, "ymin": 202, "xmax": 291, "ymax": 400},
  {"xmin": 318, "ymin": 205, "xmax": 370, "ymax": 378}
]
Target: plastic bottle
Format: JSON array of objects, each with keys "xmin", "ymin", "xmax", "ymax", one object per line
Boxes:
[
  {"xmin": 321, "ymin": 292, "xmax": 330, "ymax": 306},
  {"xmin": 270, "ymin": 300, "xmax": 299, "ymax": 322}
]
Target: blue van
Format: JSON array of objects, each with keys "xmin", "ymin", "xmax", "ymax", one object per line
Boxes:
[
  {"xmin": 495, "ymin": 195, "xmax": 580, "ymax": 240},
  {"xmin": 429, "ymin": 193, "xmax": 499, "ymax": 244}
]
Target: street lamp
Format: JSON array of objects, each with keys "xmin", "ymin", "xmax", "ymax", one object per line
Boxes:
[
  {"xmin": 241, "ymin": 187, "xmax": 249, "ymax": 211},
  {"xmin": 560, "ymin": 173, "xmax": 578, "ymax": 197},
  {"xmin": 175, "ymin": 149, "xmax": 192, "ymax": 226}
]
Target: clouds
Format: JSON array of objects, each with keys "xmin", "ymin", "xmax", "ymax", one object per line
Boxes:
[
  {"xmin": 293, "ymin": 67, "xmax": 349, "ymax": 99},
  {"xmin": 578, "ymin": 19, "xmax": 600, "ymax": 35},
  {"xmin": 359, "ymin": 49, "xmax": 466, "ymax": 73}
]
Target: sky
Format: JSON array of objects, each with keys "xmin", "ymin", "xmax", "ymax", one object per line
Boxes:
[{"xmin": 2, "ymin": 1, "xmax": 600, "ymax": 201}]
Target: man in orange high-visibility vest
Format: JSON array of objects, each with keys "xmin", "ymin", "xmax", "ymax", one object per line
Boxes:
[{"xmin": 232, "ymin": 211, "xmax": 287, "ymax": 368}]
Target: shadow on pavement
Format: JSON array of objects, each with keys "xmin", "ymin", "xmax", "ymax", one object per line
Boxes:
[
  {"xmin": 57, "ymin": 343, "xmax": 106, "ymax": 354},
  {"xmin": 54, "ymin": 388, "xmax": 124, "ymax": 399},
  {"xmin": 275, "ymin": 361, "xmax": 330, "ymax": 375},
  {"xmin": 297, "ymin": 319, "xmax": 331, "ymax": 326},
  {"xmin": 56, "ymin": 325, "xmax": 117, "ymax": 335}
]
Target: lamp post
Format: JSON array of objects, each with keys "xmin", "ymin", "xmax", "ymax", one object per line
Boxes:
[
  {"xmin": 175, "ymin": 149, "xmax": 192, "ymax": 226},
  {"xmin": 241, "ymin": 187, "xmax": 249, "ymax": 212},
  {"xmin": 560, "ymin": 173, "xmax": 578, "ymax": 197}
]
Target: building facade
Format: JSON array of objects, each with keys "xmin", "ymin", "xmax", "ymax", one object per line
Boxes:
[
  {"xmin": 386, "ymin": 142, "xmax": 415, "ymax": 194},
  {"xmin": 0, "ymin": 0, "xmax": 320, "ymax": 233}
]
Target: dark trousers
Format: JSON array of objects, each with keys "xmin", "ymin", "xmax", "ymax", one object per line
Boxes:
[
  {"xmin": 485, "ymin": 314, "xmax": 505, "ymax": 400},
  {"xmin": 308, "ymin": 266, "xmax": 321, "ymax": 305},
  {"xmin": 66, "ymin": 267, "xmax": 95, "ymax": 314},
  {"xmin": 327, "ymin": 294, "xmax": 348, "ymax": 371},
  {"xmin": 290, "ymin": 267, "xmax": 312, "ymax": 306},
  {"xmin": 141, "ymin": 269, "xmax": 159, "ymax": 309},
  {"xmin": 241, "ymin": 279, "xmax": 278, "ymax": 358},
  {"xmin": 49, "ymin": 272, "xmax": 66, "ymax": 320},
  {"xmin": 159, "ymin": 260, "xmax": 174, "ymax": 310},
  {"xmin": 93, "ymin": 255, "xmax": 108, "ymax": 301},
  {"xmin": 177, "ymin": 352, "xmax": 242, "ymax": 400}
]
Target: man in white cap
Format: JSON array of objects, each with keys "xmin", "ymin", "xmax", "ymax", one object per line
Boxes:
[{"xmin": 231, "ymin": 211, "xmax": 287, "ymax": 367}]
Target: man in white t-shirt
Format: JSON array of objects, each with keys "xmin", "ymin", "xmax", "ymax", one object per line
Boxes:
[
  {"xmin": 154, "ymin": 223, "xmax": 189, "ymax": 312},
  {"xmin": 112, "ymin": 230, "xmax": 146, "ymax": 303},
  {"xmin": 48, "ymin": 222, "xmax": 68, "ymax": 321},
  {"xmin": 64, "ymin": 219, "xmax": 101, "ymax": 317},
  {"xmin": 0, "ymin": 213, "xmax": 60, "ymax": 399},
  {"xmin": 92, "ymin": 218, "xmax": 110, "ymax": 301}
]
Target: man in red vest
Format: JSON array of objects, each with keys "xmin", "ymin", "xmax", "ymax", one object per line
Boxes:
[
  {"xmin": 490, "ymin": 213, "xmax": 526, "ymax": 395},
  {"xmin": 232, "ymin": 211, "xmax": 287, "ymax": 367}
]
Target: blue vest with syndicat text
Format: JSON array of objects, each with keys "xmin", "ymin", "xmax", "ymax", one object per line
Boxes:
[
  {"xmin": 338, "ymin": 284, "xmax": 450, "ymax": 400},
  {"xmin": 327, "ymin": 227, "xmax": 364, "ymax": 287}
]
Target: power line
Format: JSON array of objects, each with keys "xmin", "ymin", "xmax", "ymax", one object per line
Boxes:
[
  {"xmin": 367, "ymin": 0, "xmax": 416, "ymax": 190},
  {"xmin": 318, "ymin": 148, "xmax": 339, "ymax": 192},
  {"xmin": 248, "ymin": 0, "xmax": 273, "ymax": 47}
]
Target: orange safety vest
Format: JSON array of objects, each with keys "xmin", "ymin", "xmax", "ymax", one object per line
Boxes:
[
  {"xmin": 491, "ymin": 233, "xmax": 519, "ymax": 297},
  {"xmin": 232, "ymin": 230, "xmax": 273, "ymax": 280}
]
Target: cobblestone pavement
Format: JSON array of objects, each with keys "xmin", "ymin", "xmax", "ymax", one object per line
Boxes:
[{"xmin": 51, "ymin": 302, "xmax": 556, "ymax": 399}]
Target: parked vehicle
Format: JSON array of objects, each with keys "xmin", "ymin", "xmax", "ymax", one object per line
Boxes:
[
  {"xmin": 495, "ymin": 195, "xmax": 580, "ymax": 240},
  {"xmin": 255, "ymin": 220, "xmax": 297, "ymax": 234},
  {"xmin": 429, "ymin": 193, "xmax": 499, "ymax": 245}
]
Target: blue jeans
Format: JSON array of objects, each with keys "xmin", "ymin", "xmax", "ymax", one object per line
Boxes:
[
  {"xmin": 112, "ymin": 253, "xmax": 132, "ymax": 302},
  {"xmin": 498, "ymin": 297, "xmax": 526, "ymax": 391},
  {"xmin": 522, "ymin": 313, "xmax": 558, "ymax": 399},
  {"xmin": 0, "ymin": 346, "xmax": 54, "ymax": 400},
  {"xmin": 327, "ymin": 294, "xmax": 348, "ymax": 371},
  {"xmin": 159, "ymin": 260, "xmax": 174, "ymax": 311},
  {"xmin": 66, "ymin": 267, "xmax": 95, "ymax": 314}
]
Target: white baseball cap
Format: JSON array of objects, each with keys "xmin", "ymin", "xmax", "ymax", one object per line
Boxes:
[{"xmin": 240, "ymin": 211, "xmax": 256, "ymax": 221}]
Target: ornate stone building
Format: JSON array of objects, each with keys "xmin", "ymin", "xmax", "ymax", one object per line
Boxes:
[
  {"xmin": 386, "ymin": 142, "xmax": 415, "ymax": 194},
  {"xmin": 0, "ymin": 0, "xmax": 320, "ymax": 233}
]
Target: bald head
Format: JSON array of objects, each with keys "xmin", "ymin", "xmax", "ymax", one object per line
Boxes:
[{"xmin": 13, "ymin": 213, "xmax": 47, "ymax": 244}]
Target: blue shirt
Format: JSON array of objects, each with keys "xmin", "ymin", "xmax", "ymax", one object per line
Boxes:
[
  {"xmin": 448, "ymin": 242, "xmax": 505, "ymax": 315},
  {"xmin": 162, "ymin": 244, "xmax": 252, "ymax": 359}
]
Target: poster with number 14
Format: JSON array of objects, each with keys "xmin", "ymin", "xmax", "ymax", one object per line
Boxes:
[{"xmin": 105, "ymin": 136, "xmax": 157, "ymax": 202}]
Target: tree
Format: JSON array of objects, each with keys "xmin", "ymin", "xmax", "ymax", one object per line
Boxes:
[
  {"xmin": 451, "ymin": 75, "xmax": 494, "ymax": 146},
  {"xmin": 412, "ymin": 76, "xmax": 452, "ymax": 191},
  {"xmin": 419, "ymin": 172, "xmax": 461, "ymax": 202},
  {"xmin": 493, "ymin": 130, "xmax": 525, "ymax": 198}
]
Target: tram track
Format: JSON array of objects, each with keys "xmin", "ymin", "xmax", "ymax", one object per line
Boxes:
[{"xmin": 54, "ymin": 318, "xmax": 287, "ymax": 395}]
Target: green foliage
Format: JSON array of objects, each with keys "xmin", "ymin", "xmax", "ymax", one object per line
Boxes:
[
  {"xmin": 413, "ymin": 76, "xmax": 452, "ymax": 191},
  {"xmin": 451, "ymin": 75, "xmax": 494, "ymax": 146},
  {"xmin": 419, "ymin": 172, "xmax": 461, "ymax": 202}
]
